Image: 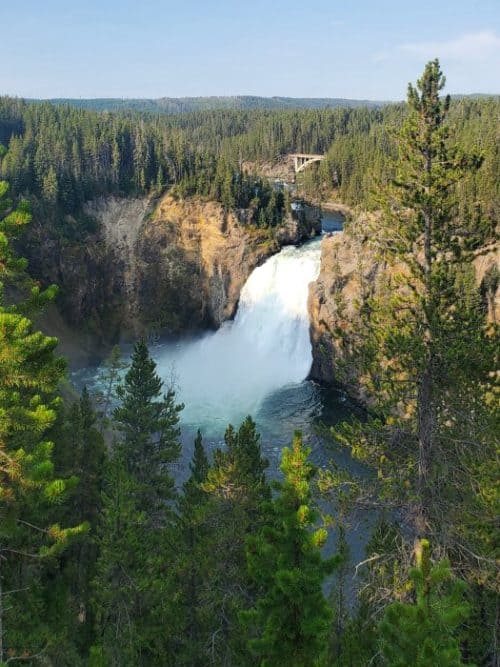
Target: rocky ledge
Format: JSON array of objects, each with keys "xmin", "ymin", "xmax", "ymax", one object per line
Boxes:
[{"xmin": 308, "ymin": 216, "xmax": 499, "ymax": 399}]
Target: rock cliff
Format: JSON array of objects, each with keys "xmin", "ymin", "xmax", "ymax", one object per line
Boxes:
[
  {"xmin": 307, "ymin": 217, "xmax": 382, "ymax": 399},
  {"xmin": 308, "ymin": 217, "xmax": 499, "ymax": 397},
  {"xmin": 25, "ymin": 193, "xmax": 320, "ymax": 358},
  {"xmin": 132, "ymin": 196, "xmax": 312, "ymax": 335}
]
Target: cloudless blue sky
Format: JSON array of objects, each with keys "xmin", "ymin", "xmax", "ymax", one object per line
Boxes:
[{"xmin": 3, "ymin": 0, "xmax": 499, "ymax": 99}]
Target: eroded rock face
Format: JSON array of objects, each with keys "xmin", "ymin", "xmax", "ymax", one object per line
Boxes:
[
  {"xmin": 308, "ymin": 218, "xmax": 499, "ymax": 397},
  {"xmin": 101, "ymin": 195, "xmax": 320, "ymax": 337},
  {"xmin": 22, "ymin": 201, "xmax": 129, "ymax": 343},
  {"xmin": 133, "ymin": 196, "xmax": 280, "ymax": 335},
  {"xmin": 26, "ymin": 193, "xmax": 321, "ymax": 352},
  {"xmin": 307, "ymin": 218, "xmax": 384, "ymax": 399}
]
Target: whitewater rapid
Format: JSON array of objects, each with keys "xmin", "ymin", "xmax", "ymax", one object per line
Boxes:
[{"xmin": 154, "ymin": 237, "xmax": 322, "ymax": 432}]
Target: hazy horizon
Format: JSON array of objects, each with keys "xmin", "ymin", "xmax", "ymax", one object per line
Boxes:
[{"xmin": 13, "ymin": 92, "xmax": 500, "ymax": 106}]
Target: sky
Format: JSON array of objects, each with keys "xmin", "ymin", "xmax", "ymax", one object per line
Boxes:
[{"xmin": 2, "ymin": 0, "xmax": 500, "ymax": 100}]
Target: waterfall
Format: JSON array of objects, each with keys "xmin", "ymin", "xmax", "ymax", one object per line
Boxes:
[{"xmin": 154, "ymin": 238, "xmax": 322, "ymax": 432}]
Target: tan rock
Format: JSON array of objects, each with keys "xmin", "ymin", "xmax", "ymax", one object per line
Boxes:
[
  {"xmin": 32, "ymin": 192, "xmax": 320, "ymax": 360},
  {"xmin": 308, "ymin": 216, "xmax": 499, "ymax": 398}
]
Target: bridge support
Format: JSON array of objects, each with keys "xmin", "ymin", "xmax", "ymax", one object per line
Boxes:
[{"xmin": 290, "ymin": 153, "xmax": 325, "ymax": 174}]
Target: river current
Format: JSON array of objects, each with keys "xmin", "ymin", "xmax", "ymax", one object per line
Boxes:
[
  {"xmin": 74, "ymin": 210, "xmax": 361, "ymax": 474},
  {"xmin": 74, "ymin": 210, "xmax": 374, "ymax": 564},
  {"xmin": 159, "ymin": 212, "xmax": 355, "ymax": 462}
]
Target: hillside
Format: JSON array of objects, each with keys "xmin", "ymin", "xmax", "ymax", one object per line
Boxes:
[{"xmin": 28, "ymin": 95, "xmax": 387, "ymax": 113}]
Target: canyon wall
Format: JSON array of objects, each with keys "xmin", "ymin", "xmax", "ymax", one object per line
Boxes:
[
  {"xmin": 307, "ymin": 217, "xmax": 381, "ymax": 400},
  {"xmin": 25, "ymin": 193, "xmax": 321, "ymax": 360},
  {"xmin": 308, "ymin": 218, "xmax": 499, "ymax": 398}
]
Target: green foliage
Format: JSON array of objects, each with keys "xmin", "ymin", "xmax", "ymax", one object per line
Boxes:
[
  {"xmin": 379, "ymin": 540, "xmax": 472, "ymax": 666},
  {"xmin": 31, "ymin": 95, "xmax": 384, "ymax": 114},
  {"xmin": 91, "ymin": 343, "xmax": 184, "ymax": 664},
  {"xmin": 95, "ymin": 344, "xmax": 127, "ymax": 422},
  {"xmin": 173, "ymin": 417, "xmax": 272, "ymax": 666},
  {"xmin": 91, "ymin": 455, "xmax": 150, "ymax": 665},
  {"xmin": 59, "ymin": 387, "xmax": 106, "ymax": 522},
  {"xmin": 242, "ymin": 432, "xmax": 338, "ymax": 666},
  {"xmin": 46, "ymin": 388, "xmax": 107, "ymax": 656},
  {"xmin": 327, "ymin": 525, "xmax": 378, "ymax": 666},
  {"xmin": 0, "ymin": 179, "xmax": 85, "ymax": 662},
  {"xmin": 328, "ymin": 61, "xmax": 497, "ymax": 587},
  {"xmin": 169, "ymin": 431, "xmax": 211, "ymax": 665},
  {"xmin": 0, "ymin": 180, "xmax": 30, "ymax": 284},
  {"xmin": 113, "ymin": 339, "xmax": 183, "ymax": 516},
  {"xmin": 0, "ymin": 95, "xmax": 497, "ymax": 232}
]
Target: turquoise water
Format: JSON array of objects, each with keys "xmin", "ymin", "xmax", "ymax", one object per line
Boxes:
[{"xmin": 74, "ymin": 209, "xmax": 376, "ymax": 572}]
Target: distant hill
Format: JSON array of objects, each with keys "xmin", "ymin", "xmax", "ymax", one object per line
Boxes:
[{"xmin": 28, "ymin": 95, "xmax": 388, "ymax": 113}]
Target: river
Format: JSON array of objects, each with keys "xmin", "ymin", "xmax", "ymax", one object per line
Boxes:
[
  {"xmin": 74, "ymin": 209, "xmax": 374, "ymax": 567},
  {"xmin": 151, "ymin": 211, "xmax": 357, "ymax": 471}
]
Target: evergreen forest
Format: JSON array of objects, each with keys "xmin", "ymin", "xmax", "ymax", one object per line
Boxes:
[{"xmin": 0, "ymin": 61, "xmax": 498, "ymax": 666}]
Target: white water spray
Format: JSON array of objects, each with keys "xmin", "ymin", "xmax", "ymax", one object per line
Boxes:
[{"xmin": 154, "ymin": 238, "xmax": 322, "ymax": 432}]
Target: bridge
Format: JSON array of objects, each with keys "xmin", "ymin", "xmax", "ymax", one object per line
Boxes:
[{"xmin": 290, "ymin": 153, "xmax": 325, "ymax": 174}]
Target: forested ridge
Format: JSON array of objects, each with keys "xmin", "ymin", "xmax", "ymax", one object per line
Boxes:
[
  {"xmin": 1, "ymin": 94, "xmax": 498, "ymax": 226},
  {"xmin": 28, "ymin": 95, "xmax": 386, "ymax": 113},
  {"xmin": 0, "ymin": 61, "xmax": 498, "ymax": 666}
]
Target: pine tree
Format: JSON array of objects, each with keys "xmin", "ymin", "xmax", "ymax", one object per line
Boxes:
[
  {"xmin": 67, "ymin": 387, "xmax": 106, "ymax": 527},
  {"xmin": 0, "ymin": 180, "xmax": 30, "ymax": 281},
  {"xmin": 47, "ymin": 387, "xmax": 107, "ymax": 657},
  {"xmin": 95, "ymin": 341, "xmax": 184, "ymax": 664},
  {"xmin": 187, "ymin": 417, "xmax": 271, "ymax": 665},
  {"xmin": 0, "ymin": 180, "xmax": 85, "ymax": 661},
  {"xmin": 242, "ymin": 432, "xmax": 338, "ymax": 667},
  {"xmin": 221, "ymin": 416, "xmax": 269, "ymax": 504},
  {"xmin": 42, "ymin": 165, "xmax": 58, "ymax": 205},
  {"xmin": 328, "ymin": 524, "xmax": 352, "ymax": 665},
  {"xmin": 91, "ymin": 455, "xmax": 149, "ymax": 666},
  {"xmin": 156, "ymin": 165, "xmax": 165, "ymax": 193},
  {"xmin": 327, "ymin": 61, "xmax": 497, "ymax": 582},
  {"xmin": 379, "ymin": 539, "xmax": 471, "ymax": 666},
  {"xmin": 97, "ymin": 345, "xmax": 126, "ymax": 422},
  {"xmin": 113, "ymin": 339, "xmax": 183, "ymax": 517},
  {"xmin": 171, "ymin": 431, "xmax": 211, "ymax": 665},
  {"xmin": 182, "ymin": 430, "xmax": 210, "ymax": 507}
]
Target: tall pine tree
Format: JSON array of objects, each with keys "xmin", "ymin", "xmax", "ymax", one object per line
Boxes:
[
  {"xmin": 93, "ymin": 342, "xmax": 183, "ymax": 665},
  {"xmin": 91, "ymin": 454, "xmax": 149, "ymax": 666},
  {"xmin": 242, "ymin": 432, "xmax": 338, "ymax": 667},
  {"xmin": 327, "ymin": 60, "xmax": 497, "ymax": 580},
  {"xmin": 0, "ymin": 179, "xmax": 85, "ymax": 661},
  {"xmin": 189, "ymin": 417, "xmax": 271, "ymax": 665},
  {"xmin": 47, "ymin": 387, "xmax": 107, "ymax": 657},
  {"xmin": 113, "ymin": 339, "xmax": 183, "ymax": 518},
  {"xmin": 171, "ymin": 431, "xmax": 211, "ymax": 665}
]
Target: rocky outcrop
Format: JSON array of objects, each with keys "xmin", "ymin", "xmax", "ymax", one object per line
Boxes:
[
  {"xmin": 22, "ymin": 206, "xmax": 127, "ymax": 344},
  {"xmin": 473, "ymin": 243, "xmax": 500, "ymax": 324},
  {"xmin": 100, "ymin": 194, "xmax": 320, "ymax": 337},
  {"xmin": 133, "ymin": 196, "xmax": 279, "ymax": 334},
  {"xmin": 25, "ymin": 193, "xmax": 320, "ymax": 360},
  {"xmin": 307, "ymin": 218, "xmax": 383, "ymax": 398},
  {"xmin": 308, "ymin": 218, "xmax": 499, "ymax": 395}
]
